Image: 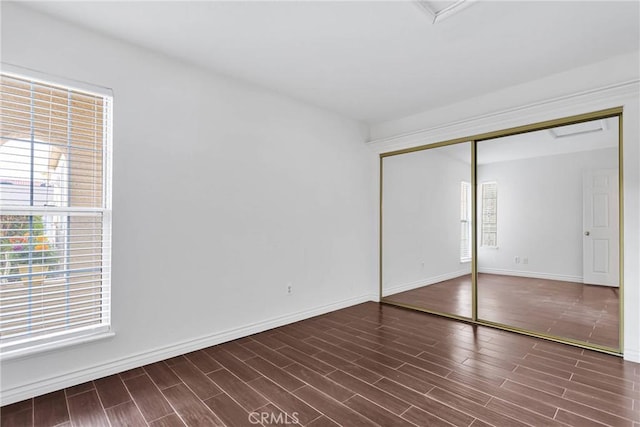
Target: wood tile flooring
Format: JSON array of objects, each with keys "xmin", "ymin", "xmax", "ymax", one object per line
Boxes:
[
  {"xmin": 478, "ymin": 274, "xmax": 619, "ymax": 349},
  {"xmin": 1, "ymin": 302, "xmax": 639, "ymax": 426},
  {"xmin": 385, "ymin": 273, "xmax": 619, "ymax": 348},
  {"xmin": 383, "ymin": 275, "xmax": 473, "ymax": 318}
]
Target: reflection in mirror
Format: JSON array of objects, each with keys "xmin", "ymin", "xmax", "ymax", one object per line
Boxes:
[
  {"xmin": 382, "ymin": 142, "xmax": 472, "ymax": 318},
  {"xmin": 477, "ymin": 117, "xmax": 620, "ymax": 349}
]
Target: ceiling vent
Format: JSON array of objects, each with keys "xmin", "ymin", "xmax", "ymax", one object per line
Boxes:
[
  {"xmin": 414, "ymin": 0, "xmax": 475, "ymax": 24},
  {"xmin": 549, "ymin": 120, "xmax": 607, "ymax": 139}
]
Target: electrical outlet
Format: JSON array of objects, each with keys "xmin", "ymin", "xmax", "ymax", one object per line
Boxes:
[
  {"xmin": 523, "ymin": 257, "xmax": 528, "ymax": 265},
  {"xmin": 286, "ymin": 283, "xmax": 293, "ymax": 295},
  {"xmin": 514, "ymin": 256, "xmax": 520, "ymax": 264}
]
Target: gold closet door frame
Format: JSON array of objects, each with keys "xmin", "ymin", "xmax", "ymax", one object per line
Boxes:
[{"xmin": 379, "ymin": 107, "xmax": 624, "ymax": 356}]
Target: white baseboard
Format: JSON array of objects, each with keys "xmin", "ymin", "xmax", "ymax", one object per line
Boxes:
[
  {"xmin": 382, "ymin": 269, "xmax": 470, "ymax": 297},
  {"xmin": 478, "ymin": 268, "xmax": 585, "ymax": 284},
  {"xmin": 0, "ymin": 293, "xmax": 377, "ymax": 406}
]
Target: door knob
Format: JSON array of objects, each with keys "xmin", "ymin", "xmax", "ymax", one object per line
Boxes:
[{"xmin": 584, "ymin": 231, "xmax": 590, "ymax": 236}]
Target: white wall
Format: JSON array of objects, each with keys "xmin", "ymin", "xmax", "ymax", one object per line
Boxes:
[
  {"xmin": 382, "ymin": 146, "xmax": 471, "ymax": 295},
  {"xmin": 370, "ymin": 52, "xmax": 640, "ymax": 141},
  {"xmin": 0, "ymin": 4, "xmax": 377, "ymax": 403},
  {"xmin": 368, "ymin": 53, "xmax": 640, "ymax": 362},
  {"xmin": 477, "ymin": 148, "xmax": 618, "ymax": 282}
]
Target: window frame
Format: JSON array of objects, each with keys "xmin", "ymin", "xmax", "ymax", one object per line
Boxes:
[{"xmin": 0, "ymin": 64, "xmax": 113, "ymax": 360}]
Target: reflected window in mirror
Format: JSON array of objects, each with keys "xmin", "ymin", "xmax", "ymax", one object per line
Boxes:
[
  {"xmin": 460, "ymin": 181, "xmax": 472, "ymax": 262},
  {"xmin": 480, "ymin": 181, "xmax": 498, "ymax": 247}
]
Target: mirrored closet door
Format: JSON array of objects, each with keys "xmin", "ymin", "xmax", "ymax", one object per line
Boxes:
[
  {"xmin": 381, "ymin": 142, "xmax": 473, "ymax": 319},
  {"xmin": 379, "ymin": 109, "xmax": 623, "ymax": 354},
  {"xmin": 476, "ymin": 116, "xmax": 621, "ymax": 350}
]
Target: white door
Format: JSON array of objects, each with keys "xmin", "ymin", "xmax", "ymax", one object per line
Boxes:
[{"xmin": 583, "ymin": 169, "xmax": 619, "ymax": 286}]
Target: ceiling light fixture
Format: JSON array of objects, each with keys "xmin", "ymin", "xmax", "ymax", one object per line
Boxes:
[{"xmin": 414, "ymin": 0, "xmax": 476, "ymax": 24}]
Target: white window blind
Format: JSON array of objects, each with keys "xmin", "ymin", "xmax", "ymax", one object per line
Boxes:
[
  {"xmin": 481, "ymin": 181, "xmax": 497, "ymax": 247},
  {"xmin": 0, "ymin": 71, "xmax": 112, "ymax": 353},
  {"xmin": 460, "ymin": 181, "xmax": 471, "ymax": 262}
]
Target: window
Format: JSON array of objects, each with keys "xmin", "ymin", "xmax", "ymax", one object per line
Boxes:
[
  {"xmin": 460, "ymin": 181, "xmax": 472, "ymax": 262},
  {"xmin": 0, "ymin": 69, "xmax": 112, "ymax": 356},
  {"xmin": 480, "ymin": 181, "xmax": 497, "ymax": 247}
]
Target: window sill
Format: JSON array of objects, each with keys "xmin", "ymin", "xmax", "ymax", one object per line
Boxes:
[{"xmin": 0, "ymin": 328, "xmax": 115, "ymax": 362}]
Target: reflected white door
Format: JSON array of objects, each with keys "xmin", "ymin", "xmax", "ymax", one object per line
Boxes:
[{"xmin": 583, "ymin": 169, "xmax": 619, "ymax": 286}]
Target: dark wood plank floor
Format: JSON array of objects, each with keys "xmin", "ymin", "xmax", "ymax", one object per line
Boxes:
[
  {"xmin": 384, "ymin": 275, "xmax": 473, "ymax": 318},
  {"xmin": 385, "ymin": 273, "xmax": 619, "ymax": 348},
  {"xmin": 1, "ymin": 302, "xmax": 638, "ymax": 427}
]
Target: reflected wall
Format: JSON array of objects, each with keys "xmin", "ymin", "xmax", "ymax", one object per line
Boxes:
[{"xmin": 381, "ymin": 142, "xmax": 472, "ymax": 319}]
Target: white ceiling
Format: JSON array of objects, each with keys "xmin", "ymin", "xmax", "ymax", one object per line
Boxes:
[{"xmin": 19, "ymin": 1, "xmax": 640, "ymax": 124}]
